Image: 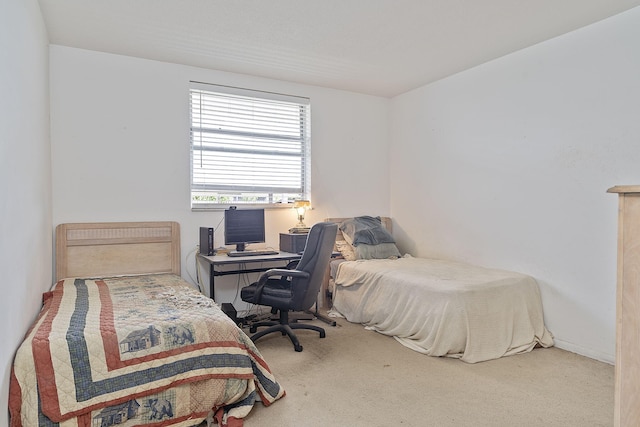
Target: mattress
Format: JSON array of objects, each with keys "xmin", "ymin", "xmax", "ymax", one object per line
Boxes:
[{"xmin": 331, "ymin": 255, "xmax": 554, "ymax": 363}]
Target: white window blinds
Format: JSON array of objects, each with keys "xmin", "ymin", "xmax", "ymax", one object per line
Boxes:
[{"xmin": 190, "ymin": 82, "xmax": 311, "ymax": 208}]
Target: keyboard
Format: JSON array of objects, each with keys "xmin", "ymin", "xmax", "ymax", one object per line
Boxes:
[{"xmin": 227, "ymin": 250, "xmax": 279, "ymax": 257}]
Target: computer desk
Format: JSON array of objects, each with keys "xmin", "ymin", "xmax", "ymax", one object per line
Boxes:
[
  {"xmin": 197, "ymin": 251, "xmax": 337, "ymax": 326},
  {"xmin": 198, "ymin": 251, "xmax": 302, "ymax": 300}
]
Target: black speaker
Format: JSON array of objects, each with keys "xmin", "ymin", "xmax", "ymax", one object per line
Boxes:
[
  {"xmin": 221, "ymin": 303, "xmax": 237, "ymax": 323},
  {"xmin": 199, "ymin": 227, "xmax": 214, "ymax": 256}
]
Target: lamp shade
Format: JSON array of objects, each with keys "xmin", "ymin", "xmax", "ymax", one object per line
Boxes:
[
  {"xmin": 290, "ymin": 200, "xmax": 311, "ymax": 233},
  {"xmin": 293, "ymin": 200, "xmax": 311, "ymax": 209}
]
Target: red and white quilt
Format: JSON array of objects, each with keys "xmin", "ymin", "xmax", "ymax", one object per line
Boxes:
[{"xmin": 9, "ymin": 274, "xmax": 284, "ymax": 427}]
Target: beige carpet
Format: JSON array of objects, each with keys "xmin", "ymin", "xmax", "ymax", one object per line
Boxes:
[{"xmin": 241, "ymin": 311, "xmax": 614, "ymax": 427}]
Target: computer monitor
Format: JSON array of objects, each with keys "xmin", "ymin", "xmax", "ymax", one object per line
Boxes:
[{"xmin": 224, "ymin": 208, "xmax": 266, "ymax": 252}]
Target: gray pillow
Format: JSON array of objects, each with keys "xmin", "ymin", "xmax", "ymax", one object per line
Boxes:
[
  {"xmin": 339, "ymin": 216, "xmax": 395, "ymax": 246},
  {"xmin": 355, "ymin": 243, "xmax": 401, "ymax": 260}
]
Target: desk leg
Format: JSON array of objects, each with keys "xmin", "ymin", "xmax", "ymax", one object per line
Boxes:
[
  {"xmin": 308, "ymin": 309, "xmax": 337, "ymax": 326},
  {"xmin": 306, "ymin": 294, "xmax": 336, "ymax": 326},
  {"xmin": 209, "ymin": 264, "xmax": 215, "ymax": 301}
]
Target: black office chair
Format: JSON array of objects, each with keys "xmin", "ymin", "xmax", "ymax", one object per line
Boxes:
[{"xmin": 240, "ymin": 221, "xmax": 338, "ymax": 352}]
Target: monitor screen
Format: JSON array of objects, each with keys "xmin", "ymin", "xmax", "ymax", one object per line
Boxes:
[{"xmin": 224, "ymin": 208, "xmax": 266, "ymax": 251}]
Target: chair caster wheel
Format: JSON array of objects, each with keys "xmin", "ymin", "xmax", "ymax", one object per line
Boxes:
[
  {"xmin": 320, "ymin": 331, "xmax": 326, "ymax": 338},
  {"xmin": 295, "ymin": 345, "xmax": 303, "ymax": 352},
  {"xmin": 250, "ymin": 326, "xmax": 257, "ymax": 333}
]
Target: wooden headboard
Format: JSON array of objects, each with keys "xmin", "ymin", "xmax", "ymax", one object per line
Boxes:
[{"xmin": 55, "ymin": 221, "xmax": 181, "ymax": 281}]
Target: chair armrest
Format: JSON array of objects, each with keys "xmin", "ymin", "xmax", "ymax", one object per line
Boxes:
[
  {"xmin": 262, "ymin": 268, "xmax": 309, "ymax": 280},
  {"xmin": 252, "ymin": 269, "xmax": 310, "ymax": 301}
]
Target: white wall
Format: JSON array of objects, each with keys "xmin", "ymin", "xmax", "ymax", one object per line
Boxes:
[
  {"xmin": 50, "ymin": 46, "xmax": 390, "ymax": 308},
  {"xmin": 0, "ymin": 0, "xmax": 51, "ymax": 424},
  {"xmin": 390, "ymin": 7, "xmax": 640, "ymax": 363}
]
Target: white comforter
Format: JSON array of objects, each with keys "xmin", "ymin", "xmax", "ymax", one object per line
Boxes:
[{"xmin": 332, "ymin": 255, "xmax": 554, "ymax": 363}]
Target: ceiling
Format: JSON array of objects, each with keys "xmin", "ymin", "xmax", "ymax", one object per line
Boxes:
[{"xmin": 37, "ymin": 0, "xmax": 640, "ymax": 98}]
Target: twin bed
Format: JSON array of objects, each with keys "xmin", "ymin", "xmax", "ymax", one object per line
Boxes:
[
  {"xmin": 9, "ymin": 221, "xmax": 284, "ymax": 427},
  {"xmin": 325, "ymin": 216, "xmax": 554, "ymax": 364}
]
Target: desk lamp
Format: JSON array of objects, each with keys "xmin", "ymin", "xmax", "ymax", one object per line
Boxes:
[{"xmin": 289, "ymin": 200, "xmax": 311, "ymax": 233}]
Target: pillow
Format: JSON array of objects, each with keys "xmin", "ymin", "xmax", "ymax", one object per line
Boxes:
[
  {"xmin": 341, "ymin": 230, "xmax": 355, "ymax": 246},
  {"xmin": 339, "ymin": 216, "xmax": 395, "ymax": 246},
  {"xmin": 335, "ymin": 240, "xmax": 357, "ymax": 261},
  {"xmin": 354, "ymin": 242, "xmax": 401, "ymax": 260}
]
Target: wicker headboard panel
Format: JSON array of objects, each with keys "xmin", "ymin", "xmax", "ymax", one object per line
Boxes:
[{"xmin": 55, "ymin": 221, "xmax": 181, "ymax": 281}]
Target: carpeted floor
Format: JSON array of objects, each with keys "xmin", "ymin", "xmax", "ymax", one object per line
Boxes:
[{"xmin": 241, "ymin": 311, "xmax": 614, "ymax": 427}]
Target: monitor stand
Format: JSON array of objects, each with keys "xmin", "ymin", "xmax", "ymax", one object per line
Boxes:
[{"xmin": 235, "ymin": 243, "xmax": 246, "ymax": 252}]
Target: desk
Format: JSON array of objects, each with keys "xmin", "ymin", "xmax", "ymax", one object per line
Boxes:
[
  {"xmin": 197, "ymin": 251, "xmax": 337, "ymax": 326},
  {"xmin": 198, "ymin": 251, "xmax": 302, "ymax": 301}
]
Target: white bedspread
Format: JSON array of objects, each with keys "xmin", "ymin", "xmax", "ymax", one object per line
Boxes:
[{"xmin": 332, "ymin": 255, "xmax": 553, "ymax": 363}]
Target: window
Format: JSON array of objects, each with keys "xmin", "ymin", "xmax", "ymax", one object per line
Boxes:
[{"xmin": 190, "ymin": 82, "xmax": 311, "ymax": 209}]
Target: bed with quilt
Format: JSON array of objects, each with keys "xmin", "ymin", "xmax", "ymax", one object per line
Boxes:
[
  {"xmin": 325, "ymin": 216, "xmax": 554, "ymax": 364},
  {"xmin": 9, "ymin": 221, "xmax": 284, "ymax": 427}
]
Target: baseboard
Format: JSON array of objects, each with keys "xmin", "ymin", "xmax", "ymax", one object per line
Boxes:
[{"xmin": 552, "ymin": 338, "xmax": 614, "ymax": 365}]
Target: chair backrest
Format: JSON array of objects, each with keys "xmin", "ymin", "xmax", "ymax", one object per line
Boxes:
[{"xmin": 289, "ymin": 221, "xmax": 338, "ymax": 311}]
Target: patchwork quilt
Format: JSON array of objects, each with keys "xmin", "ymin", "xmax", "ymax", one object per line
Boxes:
[{"xmin": 9, "ymin": 274, "xmax": 284, "ymax": 427}]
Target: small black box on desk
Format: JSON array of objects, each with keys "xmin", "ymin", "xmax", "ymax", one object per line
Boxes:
[
  {"xmin": 199, "ymin": 227, "xmax": 214, "ymax": 255},
  {"xmin": 279, "ymin": 232, "xmax": 308, "ymax": 253}
]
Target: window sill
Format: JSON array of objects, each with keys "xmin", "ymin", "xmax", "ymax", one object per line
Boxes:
[{"xmin": 191, "ymin": 203, "xmax": 295, "ymax": 212}]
